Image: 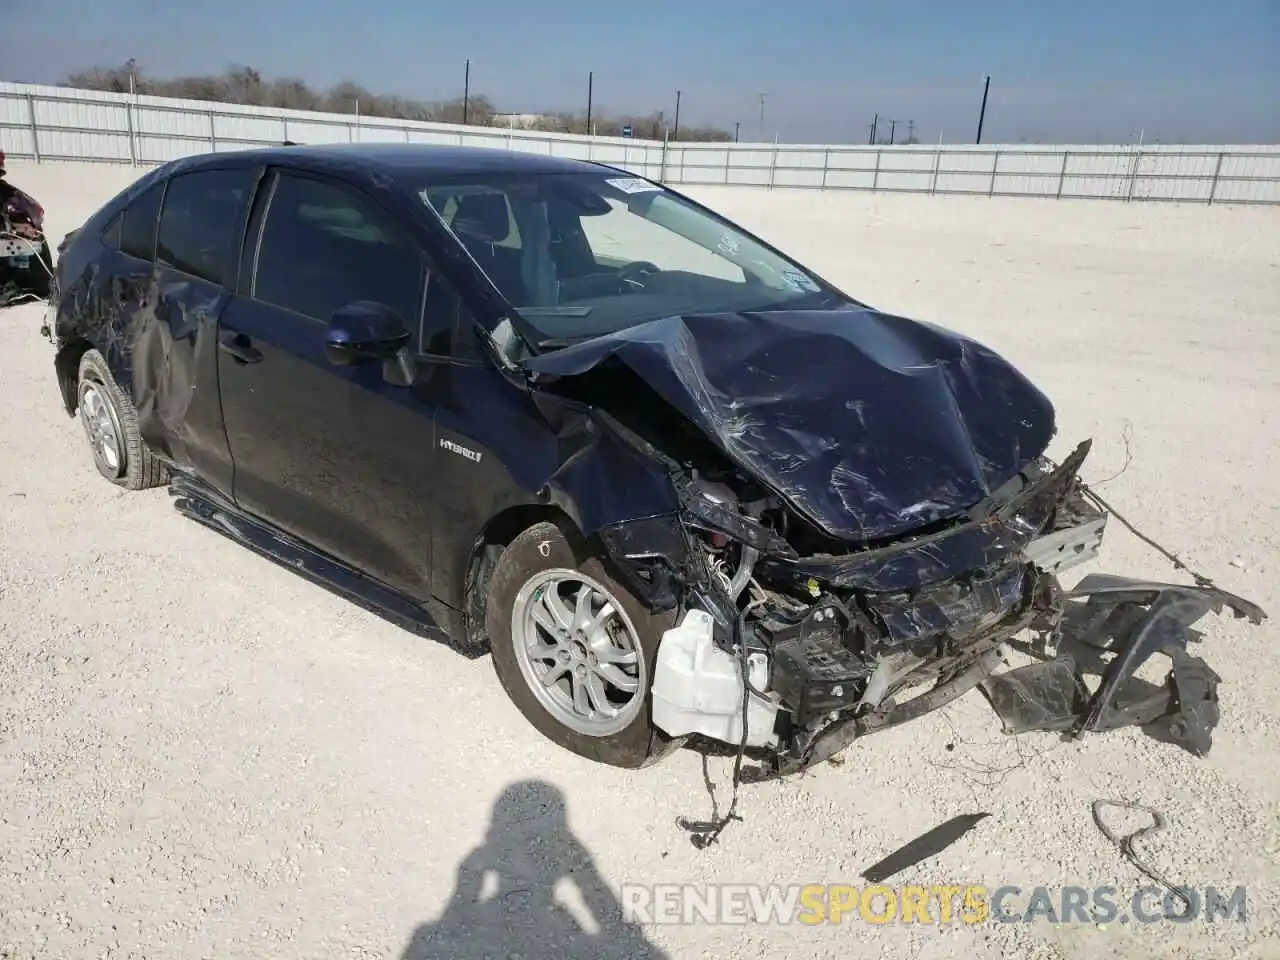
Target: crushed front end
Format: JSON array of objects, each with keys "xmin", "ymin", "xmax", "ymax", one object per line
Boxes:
[{"xmin": 606, "ymin": 438, "xmax": 1266, "ymax": 774}]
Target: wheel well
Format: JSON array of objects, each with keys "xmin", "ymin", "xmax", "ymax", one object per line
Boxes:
[
  {"xmin": 462, "ymin": 504, "xmax": 581, "ymax": 653},
  {"xmin": 54, "ymin": 337, "xmax": 93, "ymax": 416}
]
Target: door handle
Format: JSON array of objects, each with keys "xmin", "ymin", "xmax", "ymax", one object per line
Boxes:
[{"xmin": 219, "ymin": 331, "xmax": 262, "ymax": 364}]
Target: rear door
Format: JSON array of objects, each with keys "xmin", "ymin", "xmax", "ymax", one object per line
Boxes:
[
  {"xmin": 146, "ymin": 165, "xmax": 258, "ymax": 495},
  {"xmin": 215, "ymin": 167, "xmax": 441, "ymax": 600},
  {"xmin": 90, "ymin": 168, "xmax": 253, "ymax": 498}
]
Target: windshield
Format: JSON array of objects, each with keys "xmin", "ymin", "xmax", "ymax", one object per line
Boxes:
[{"xmin": 417, "ymin": 172, "xmax": 842, "ymax": 345}]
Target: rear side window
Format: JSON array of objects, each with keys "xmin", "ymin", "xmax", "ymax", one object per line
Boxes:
[
  {"xmin": 157, "ymin": 168, "xmax": 256, "ymax": 286},
  {"xmin": 252, "ymin": 172, "xmax": 423, "ymax": 325},
  {"xmin": 119, "ymin": 181, "xmax": 164, "ymax": 261}
]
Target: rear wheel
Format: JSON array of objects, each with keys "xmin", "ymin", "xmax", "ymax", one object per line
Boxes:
[
  {"xmin": 76, "ymin": 349, "xmax": 168, "ymax": 490},
  {"xmin": 486, "ymin": 520, "xmax": 684, "ymax": 768}
]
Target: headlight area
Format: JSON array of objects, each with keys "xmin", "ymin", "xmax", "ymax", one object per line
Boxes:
[
  {"xmin": 599, "ymin": 473, "xmax": 874, "ymax": 759},
  {"xmin": 594, "ymin": 475, "xmax": 792, "ymax": 754},
  {"xmin": 599, "ymin": 469, "xmax": 1070, "ymax": 774}
]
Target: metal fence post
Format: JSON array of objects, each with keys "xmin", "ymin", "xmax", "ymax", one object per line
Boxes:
[
  {"xmin": 660, "ymin": 130, "xmax": 669, "ymax": 184},
  {"xmin": 872, "ymin": 150, "xmax": 881, "ymax": 191},
  {"xmin": 1056, "ymin": 150, "xmax": 1070, "ymax": 199},
  {"xmin": 988, "ymin": 151, "xmax": 1000, "ymax": 196},
  {"xmin": 282, "ymin": 117, "xmax": 289, "ymax": 142},
  {"xmin": 1126, "ymin": 149, "xmax": 1141, "ymax": 202},
  {"xmin": 821, "ymin": 148, "xmax": 830, "ymax": 188},
  {"xmin": 26, "ymin": 93, "xmax": 41, "ymax": 163},
  {"xmin": 768, "ymin": 137, "xmax": 778, "ymax": 190},
  {"xmin": 208, "ymin": 110, "xmax": 217, "ymax": 151},
  {"xmin": 126, "ymin": 101, "xmax": 138, "ymax": 166},
  {"xmin": 1207, "ymin": 151, "xmax": 1226, "ymax": 205},
  {"xmin": 929, "ymin": 146, "xmax": 941, "ymax": 194}
]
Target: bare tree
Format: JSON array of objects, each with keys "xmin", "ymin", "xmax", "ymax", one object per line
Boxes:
[
  {"xmin": 62, "ymin": 61, "xmax": 732, "ymax": 140},
  {"xmin": 224, "ymin": 65, "xmax": 265, "ymax": 105}
]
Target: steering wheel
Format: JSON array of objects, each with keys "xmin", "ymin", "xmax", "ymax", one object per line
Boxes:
[{"xmin": 616, "ymin": 260, "xmax": 660, "ymax": 291}]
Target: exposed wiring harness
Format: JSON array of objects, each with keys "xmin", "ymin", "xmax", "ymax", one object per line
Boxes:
[
  {"xmin": 1080, "ymin": 482, "xmax": 1217, "ymax": 589},
  {"xmin": 679, "ymin": 592, "xmax": 767, "ymax": 849},
  {"xmin": 1091, "ymin": 799, "xmax": 1193, "ymax": 916}
]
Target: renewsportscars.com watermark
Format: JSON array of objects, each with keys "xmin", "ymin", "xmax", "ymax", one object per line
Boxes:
[{"xmin": 621, "ymin": 883, "xmax": 1247, "ymax": 926}]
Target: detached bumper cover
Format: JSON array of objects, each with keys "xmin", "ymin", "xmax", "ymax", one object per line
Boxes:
[{"xmin": 979, "ymin": 575, "xmax": 1267, "ymax": 756}]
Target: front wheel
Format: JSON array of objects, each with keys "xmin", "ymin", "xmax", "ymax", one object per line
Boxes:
[{"xmin": 485, "ymin": 521, "xmax": 684, "ymax": 768}]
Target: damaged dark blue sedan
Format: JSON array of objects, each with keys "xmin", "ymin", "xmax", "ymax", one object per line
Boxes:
[{"xmin": 42, "ymin": 143, "xmax": 1265, "ymax": 774}]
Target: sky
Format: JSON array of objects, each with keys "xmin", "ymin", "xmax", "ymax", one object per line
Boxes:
[{"xmin": 4, "ymin": 0, "xmax": 1278, "ymax": 144}]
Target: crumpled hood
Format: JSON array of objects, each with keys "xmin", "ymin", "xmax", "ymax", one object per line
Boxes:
[{"xmin": 522, "ymin": 305, "xmax": 1056, "ymax": 543}]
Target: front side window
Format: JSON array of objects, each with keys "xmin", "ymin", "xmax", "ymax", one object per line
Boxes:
[
  {"xmin": 419, "ymin": 173, "xmax": 841, "ymax": 345},
  {"xmin": 156, "ymin": 168, "xmax": 256, "ymax": 286},
  {"xmin": 252, "ymin": 172, "xmax": 424, "ymax": 326}
]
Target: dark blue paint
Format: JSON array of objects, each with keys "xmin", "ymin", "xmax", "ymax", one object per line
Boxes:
[
  {"xmin": 523, "ymin": 307, "xmax": 1056, "ymax": 544},
  {"xmin": 50, "ymin": 141, "xmax": 1060, "ymax": 647}
]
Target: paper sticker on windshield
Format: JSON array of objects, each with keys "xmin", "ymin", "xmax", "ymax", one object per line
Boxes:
[
  {"xmin": 783, "ymin": 270, "xmax": 820, "ymax": 292},
  {"xmin": 606, "ymin": 177, "xmax": 662, "ymax": 194}
]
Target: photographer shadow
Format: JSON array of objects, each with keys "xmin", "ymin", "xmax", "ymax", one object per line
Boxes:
[{"xmin": 400, "ymin": 779, "xmax": 670, "ymax": 960}]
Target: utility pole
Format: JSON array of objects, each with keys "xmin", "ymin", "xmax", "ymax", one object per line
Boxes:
[
  {"xmin": 907, "ymin": 119, "xmax": 915, "ymax": 143},
  {"xmin": 975, "ymin": 74, "xmax": 990, "ymax": 144},
  {"xmin": 734, "ymin": 121, "xmax": 740, "ymax": 142},
  {"xmin": 869, "ymin": 112, "xmax": 878, "ymax": 145},
  {"xmin": 586, "ymin": 72, "xmax": 593, "ymax": 135},
  {"xmin": 673, "ymin": 90, "xmax": 681, "ymax": 140},
  {"xmin": 463, "ymin": 59, "xmax": 470, "ymax": 125},
  {"xmin": 888, "ymin": 118, "xmax": 897, "ymax": 144},
  {"xmin": 758, "ymin": 93, "xmax": 767, "ymax": 141}
]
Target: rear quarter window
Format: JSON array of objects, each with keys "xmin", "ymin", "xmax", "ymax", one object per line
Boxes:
[{"xmin": 101, "ymin": 212, "xmax": 122, "ymax": 249}]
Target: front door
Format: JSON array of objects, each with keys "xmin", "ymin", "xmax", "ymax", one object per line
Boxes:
[{"xmin": 216, "ymin": 168, "xmax": 440, "ymax": 601}]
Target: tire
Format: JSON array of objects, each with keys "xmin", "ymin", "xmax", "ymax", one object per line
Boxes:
[
  {"xmin": 75, "ymin": 348, "xmax": 168, "ymax": 490},
  {"xmin": 486, "ymin": 520, "xmax": 685, "ymax": 768}
]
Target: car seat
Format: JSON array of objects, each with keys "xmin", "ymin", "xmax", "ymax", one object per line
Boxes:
[{"xmin": 451, "ymin": 194, "xmax": 529, "ymax": 304}]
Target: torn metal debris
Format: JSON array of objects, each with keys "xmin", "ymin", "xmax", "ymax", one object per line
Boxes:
[{"xmin": 980, "ymin": 576, "xmax": 1263, "ymax": 757}]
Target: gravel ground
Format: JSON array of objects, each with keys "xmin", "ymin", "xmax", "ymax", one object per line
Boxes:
[{"xmin": 1, "ymin": 160, "xmax": 1278, "ymax": 960}]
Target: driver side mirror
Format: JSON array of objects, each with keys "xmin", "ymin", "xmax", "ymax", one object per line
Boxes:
[{"xmin": 325, "ymin": 301, "xmax": 412, "ymax": 366}]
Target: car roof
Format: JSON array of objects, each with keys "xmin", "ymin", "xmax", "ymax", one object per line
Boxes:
[{"xmin": 185, "ymin": 142, "xmax": 617, "ymax": 181}]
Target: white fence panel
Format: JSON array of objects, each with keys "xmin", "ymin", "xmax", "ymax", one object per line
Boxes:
[{"xmin": 1, "ymin": 81, "xmax": 1277, "ymax": 204}]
